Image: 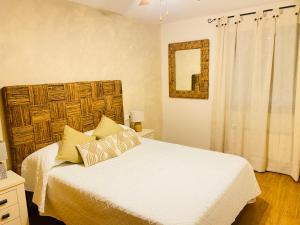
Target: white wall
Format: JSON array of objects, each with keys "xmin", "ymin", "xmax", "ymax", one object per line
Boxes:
[
  {"xmin": 0, "ymin": 0, "xmax": 162, "ymax": 169},
  {"xmin": 161, "ymin": 0, "xmax": 299, "ymax": 149}
]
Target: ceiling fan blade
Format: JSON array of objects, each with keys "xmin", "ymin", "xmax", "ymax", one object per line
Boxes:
[{"xmin": 139, "ymin": 0, "xmax": 150, "ymax": 6}]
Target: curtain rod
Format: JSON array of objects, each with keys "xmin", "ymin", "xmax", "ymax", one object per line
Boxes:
[{"xmin": 208, "ymin": 4, "xmax": 296, "ymax": 23}]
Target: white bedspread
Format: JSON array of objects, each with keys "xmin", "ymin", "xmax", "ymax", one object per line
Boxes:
[{"xmin": 22, "ymin": 138, "xmax": 261, "ymax": 225}]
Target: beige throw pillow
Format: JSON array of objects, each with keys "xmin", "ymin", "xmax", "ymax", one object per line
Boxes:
[
  {"xmin": 77, "ymin": 129, "xmax": 141, "ymax": 167},
  {"xmin": 56, "ymin": 125, "xmax": 96, "ymax": 163},
  {"xmin": 76, "ymin": 139, "xmax": 119, "ymax": 167},
  {"xmin": 114, "ymin": 129, "xmax": 141, "ymax": 153},
  {"xmin": 93, "ymin": 115, "xmax": 123, "ymax": 139}
]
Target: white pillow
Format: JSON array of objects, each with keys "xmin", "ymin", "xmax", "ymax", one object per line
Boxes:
[
  {"xmin": 84, "ymin": 130, "xmax": 95, "ymax": 136},
  {"xmin": 119, "ymin": 124, "xmax": 132, "ymax": 130}
]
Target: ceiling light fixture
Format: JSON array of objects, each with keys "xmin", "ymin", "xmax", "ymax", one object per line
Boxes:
[
  {"xmin": 139, "ymin": 0, "xmax": 150, "ymax": 6},
  {"xmin": 139, "ymin": 0, "xmax": 169, "ymax": 21}
]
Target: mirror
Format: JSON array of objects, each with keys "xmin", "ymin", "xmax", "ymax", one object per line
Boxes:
[
  {"xmin": 169, "ymin": 40, "xmax": 209, "ymax": 99},
  {"xmin": 175, "ymin": 49, "xmax": 201, "ymax": 90}
]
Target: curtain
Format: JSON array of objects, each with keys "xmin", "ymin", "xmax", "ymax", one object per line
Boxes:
[
  {"xmin": 211, "ymin": 7, "xmax": 300, "ymax": 181},
  {"xmin": 211, "ymin": 17, "xmax": 237, "ymax": 151}
]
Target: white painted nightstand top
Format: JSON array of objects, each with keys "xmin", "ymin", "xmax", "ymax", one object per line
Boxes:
[
  {"xmin": 136, "ymin": 129, "xmax": 154, "ymax": 138},
  {"xmin": 0, "ymin": 171, "xmax": 25, "ymax": 192}
]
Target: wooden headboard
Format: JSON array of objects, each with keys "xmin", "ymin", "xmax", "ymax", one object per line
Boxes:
[{"xmin": 2, "ymin": 80, "xmax": 124, "ymax": 174}]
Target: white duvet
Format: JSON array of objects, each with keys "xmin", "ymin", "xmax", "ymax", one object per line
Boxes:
[{"xmin": 22, "ymin": 138, "xmax": 261, "ymax": 225}]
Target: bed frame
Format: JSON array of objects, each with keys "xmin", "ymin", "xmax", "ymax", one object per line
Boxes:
[{"xmin": 2, "ymin": 80, "xmax": 124, "ymax": 174}]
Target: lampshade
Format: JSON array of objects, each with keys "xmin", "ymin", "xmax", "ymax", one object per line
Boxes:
[
  {"xmin": 0, "ymin": 142, "xmax": 7, "ymax": 161},
  {"xmin": 130, "ymin": 111, "xmax": 144, "ymax": 123}
]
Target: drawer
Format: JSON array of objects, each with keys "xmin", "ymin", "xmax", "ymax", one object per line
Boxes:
[
  {"xmin": 2, "ymin": 218, "xmax": 20, "ymax": 225},
  {"xmin": 0, "ymin": 205, "xmax": 19, "ymax": 225},
  {"xmin": 0, "ymin": 191, "xmax": 17, "ymax": 211}
]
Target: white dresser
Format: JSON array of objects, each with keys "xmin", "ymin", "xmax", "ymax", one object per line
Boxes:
[{"xmin": 0, "ymin": 171, "xmax": 29, "ymax": 225}]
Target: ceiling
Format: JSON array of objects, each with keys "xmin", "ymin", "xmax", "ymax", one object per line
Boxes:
[{"xmin": 69, "ymin": 0, "xmax": 290, "ymax": 23}]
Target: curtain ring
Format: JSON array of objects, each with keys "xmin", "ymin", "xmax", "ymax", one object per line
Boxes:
[
  {"xmin": 256, "ymin": 10, "xmax": 264, "ymax": 22},
  {"xmin": 234, "ymin": 15, "xmax": 241, "ymax": 25},
  {"xmin": 295, "ymin": 5, "xmax": 300, "ymax": 16},
  {"xmin": 273, "ymin": 8, "xmax": 280, "ymax": 19}
]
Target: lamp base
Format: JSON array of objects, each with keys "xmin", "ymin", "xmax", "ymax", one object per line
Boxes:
[
  {"xmin": 0, "ymin": 162, "xmax": 7, "ymax": 180},
  {"xmin": 130, "ymin": 122, "xmax": 142, "ymax": 132}
]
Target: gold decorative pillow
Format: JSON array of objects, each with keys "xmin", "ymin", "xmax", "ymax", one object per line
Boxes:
[
  {"xmin": 76, "ymin": 139, "xmax": 120, "ymax": 167},
  {"xmin": 56, "ymin": 125, "xmax": 96, "ymax": 163},
  {"xmin": 93, "ymin": 115, "xmax": 123, "ymax": 139}
]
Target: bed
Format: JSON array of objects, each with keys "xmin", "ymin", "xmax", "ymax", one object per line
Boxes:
[{"xmin": 2, "ymin": 81, "xmax": 261, "ymax": 225}]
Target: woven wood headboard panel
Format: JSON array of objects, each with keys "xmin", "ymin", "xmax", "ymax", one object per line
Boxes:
[{"xmin": 2, "ymin": 80, "xmax": 124, "ymax": 174}]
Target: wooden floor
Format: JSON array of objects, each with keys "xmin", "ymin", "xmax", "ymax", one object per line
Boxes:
[
  {"xmin": 234, "ymin": 172, "xmax": 300, "ymax": 225},
  {"xmin": 29, "ymin": 172, "xmax": 300, "ymax": 225}
]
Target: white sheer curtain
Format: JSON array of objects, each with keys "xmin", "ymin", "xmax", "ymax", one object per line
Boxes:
[
  {"xmin": 211, "ymin": 7, "xmax": 300, "ymax": 181},
  {"xmin": 211, "ymin": 16, "xmax": 237, "ymax": 151}
]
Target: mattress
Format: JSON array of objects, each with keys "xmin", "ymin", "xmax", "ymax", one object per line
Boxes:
[{"xmin": 22, "ymin": 138, "xmax": 261, "ymax": 225}]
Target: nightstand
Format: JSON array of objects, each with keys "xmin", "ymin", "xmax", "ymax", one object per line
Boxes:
[
  {"xmin": 0, "ymin": 171, "xmax": 29, "ymax": 225},
  {"xmin": 137, "ymin": 129, "xmax": 155, "ymax": 139}
]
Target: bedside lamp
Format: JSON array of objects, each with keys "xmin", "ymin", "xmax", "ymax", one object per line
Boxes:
[
  {"xmin": 130, "ymin": 111, "xmax": 144, "ymax": 132},
  {"xmin": 0, "ymin": 142, "xmax": 7, "ymax": 179}
]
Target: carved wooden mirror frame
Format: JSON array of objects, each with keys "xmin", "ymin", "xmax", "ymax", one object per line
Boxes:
[{"xmin": 169, "ymin": 39, "xmax": 209, "ymax": 99}]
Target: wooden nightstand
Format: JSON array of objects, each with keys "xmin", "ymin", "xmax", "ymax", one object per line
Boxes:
[
  {"xmin": 137, "ymin": 129, "xmax": 155, "ymax": 139},
  {"xmin": 0, "ymin": 171, "xmax": 29, "ymax": 225}
]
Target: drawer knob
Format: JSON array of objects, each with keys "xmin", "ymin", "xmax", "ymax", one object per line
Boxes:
[
  {"xmin": 1, "ymin": 213, "xmax": 10, "ymax": 220},
  {"xmin": 0, "ymin": 199, "xmax": 7, "ymax": 206}
]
